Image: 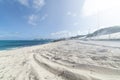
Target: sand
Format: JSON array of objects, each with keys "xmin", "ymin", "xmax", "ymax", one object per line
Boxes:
[{"xmin": 0, "ymin": 40, "xmax": 120, "ymax": 80}]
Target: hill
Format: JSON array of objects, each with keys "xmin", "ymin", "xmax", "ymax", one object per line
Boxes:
[{"xmin": 87, "ymin": 26, "xmax": 120, "ymax": 37}]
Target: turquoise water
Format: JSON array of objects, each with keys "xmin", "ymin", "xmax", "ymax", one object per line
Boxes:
[{"xmin": 0, "ymin": 40, "xmax": 52, "ymax": 50}]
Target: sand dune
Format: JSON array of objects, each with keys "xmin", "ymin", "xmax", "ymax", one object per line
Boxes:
[{"xmin": 0, "ymin": 40, "xmax": 120, "ymax": 80}]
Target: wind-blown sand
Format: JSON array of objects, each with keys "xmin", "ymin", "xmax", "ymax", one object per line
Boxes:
[{"xmin": 0, "ymin": 40, "xmax": 120, "ymax": 80}]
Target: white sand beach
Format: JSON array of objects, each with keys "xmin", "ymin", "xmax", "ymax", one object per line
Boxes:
[{"xmin": 0, "ymin": 40, "xmax": 120, "ymax": 80}]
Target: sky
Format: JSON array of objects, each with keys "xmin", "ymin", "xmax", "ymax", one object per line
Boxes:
[{"xmin": 0, "ymin": 0, "xmax": 120, "ymax": 39}]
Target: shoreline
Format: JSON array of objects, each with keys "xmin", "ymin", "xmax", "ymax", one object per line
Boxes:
[
  {"xmin": 0, "ymin": 40, "xmax": 52, "ymax": 51},
  {"xmin": 0, "ymin": 41, "xmax": 52, "ymax": 52},
  {"xmin": 0, "ymin": 40, "xmax": 120, "ymax": 80}
]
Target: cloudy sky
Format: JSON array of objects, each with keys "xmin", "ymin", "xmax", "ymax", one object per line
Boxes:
[{"xmin": 0, "ymin": 0, "xmax": 120, "ymax": 39}]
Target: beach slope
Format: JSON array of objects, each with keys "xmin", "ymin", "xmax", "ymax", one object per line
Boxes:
[{"xmin": 0, "ymin": 40, "xmax": 120, "ymax": 80}]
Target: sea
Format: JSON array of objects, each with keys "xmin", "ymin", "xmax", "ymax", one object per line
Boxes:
[{"xmin": 0, "ymin": 40, "xmax": 52, "ymax": 50}]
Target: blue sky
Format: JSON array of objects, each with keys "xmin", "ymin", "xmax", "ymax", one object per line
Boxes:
[{"xmin": 0, "ymin": 0, "xmax": 120, "ymax": 39}]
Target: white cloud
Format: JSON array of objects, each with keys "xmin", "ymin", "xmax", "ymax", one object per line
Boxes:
[
  {"xmin": 17, "ymin": 0, "xmax": 45, "ymax": 10},
  {"xmin": 33, "ymin": 0, "xmax": 45, "ymax": 10},
  {"xmin": 40, "ymin": 14, "xmax": 48, "ymax": 21},
  {"xmin": 82, "ymin": 0, "xmax": 120, "ymax": 16},
  {"xmin": 51, "ymin": 30, "xmax": 81, "ymax": 38},
  {"xmin": 51, "ymin": 31, "xmax": 69, "ymax": 36},
  {"xmin": 17, "ymin": 0, "xmax": 46, "ymax": 26},
  {"xmin": 28, "ymin": 14, "xmax": 48, "ymax": 26},
  {"xmin": 51, "ymin": 31, "xmax": 70, "ymax": 38},
  {"xmin": 28, "ymin": 14, "xmax": 39, "ymax": 26},
  {"xmin": 81, "ymin": 0, "xmax": 120, "ymax": 30},
  {"xmin": 18, "ymin": 0, "xmax": 29, "ymax": 6}
]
